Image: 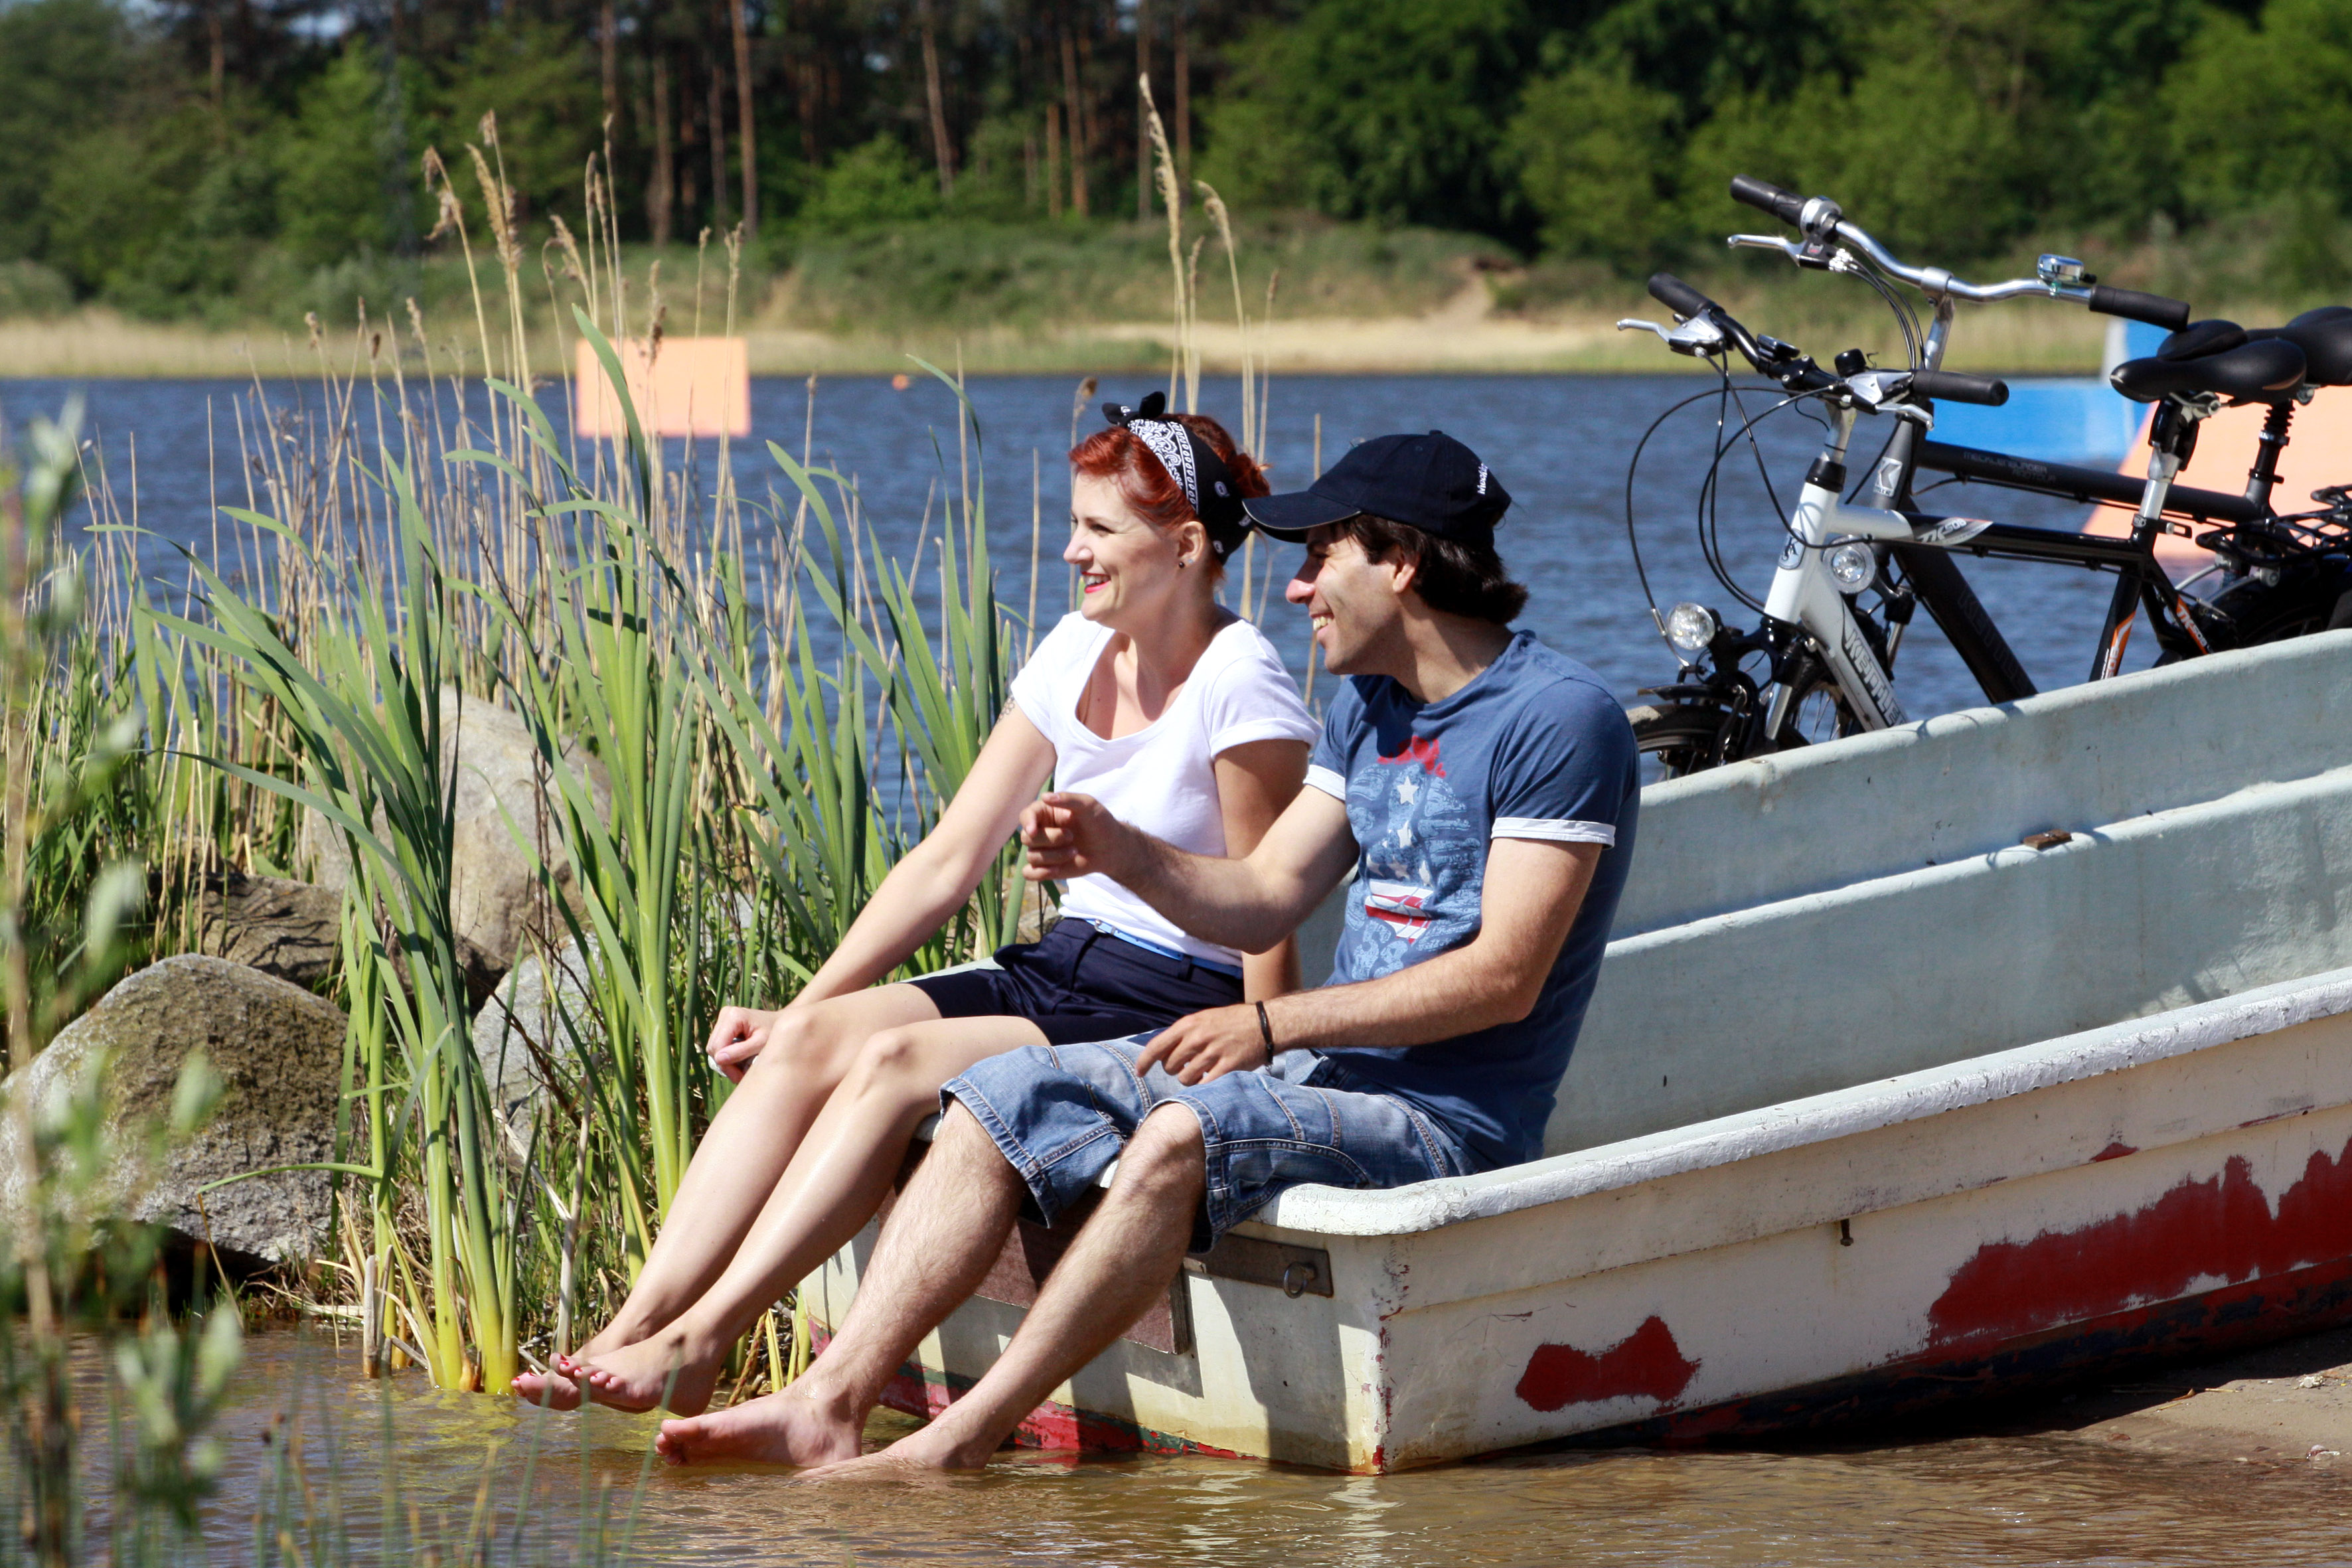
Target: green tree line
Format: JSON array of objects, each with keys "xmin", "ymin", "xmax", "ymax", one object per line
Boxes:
[{"xmin": 0, "ymin": 0, "xmax": 2344, "ymax": 323}]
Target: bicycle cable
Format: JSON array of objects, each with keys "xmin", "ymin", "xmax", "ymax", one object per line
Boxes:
[
  {"xmin": 1695, "ymin": 386, "xmax": 1836, "ymax": 613},
  {"xmin": 1620, "ymin": 374, "xmax": 1794, "ymax": 631}
]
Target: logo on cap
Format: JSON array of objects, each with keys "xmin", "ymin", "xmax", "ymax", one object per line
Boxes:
[{"xmin": 1475, "ymin": 464, "xmax": 1489, "ymax": 496}]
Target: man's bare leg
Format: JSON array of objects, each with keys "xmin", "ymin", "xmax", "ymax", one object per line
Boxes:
[
  {"xmin": 808, "ymin": 1104, "xmax": 1204, "ymax": 1478},
  {"xmin": 653, "ymin": 1102, "xmax": 1028, "ymax": 1465},
  {"xmin": 570, "ymin": 1016, "xmax": 1045, "ymax": 1414},
  {"xmin": 510, "ymin": 984, "xmax": 939, "ymax": 1409}
]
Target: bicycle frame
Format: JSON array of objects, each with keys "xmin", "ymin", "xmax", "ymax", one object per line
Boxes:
[{"xmin": 1745, "ymin": 297, "xmax": 2219, "ymax": 737}]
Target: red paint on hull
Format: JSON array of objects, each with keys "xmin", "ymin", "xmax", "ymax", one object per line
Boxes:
[
  {"xmin": 1583, "ymin": 1246, "xmax": 2352, "ymax": 1451},
  {"xmin": 1516, "ymin": 1315, "xmax": 1701, "ymax": 1412},
  {"xmin": 1927, "ymin": 1135, "xmax": 2352, "ymax": 1354},
  {"xmin": 807, "ymin": 1327, "xmax": 1243, "ymax": 1459}
]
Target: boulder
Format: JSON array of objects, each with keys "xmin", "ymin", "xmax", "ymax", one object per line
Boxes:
[
  {"xmin": 187, "ymin": 866, "xmax": 501, "ymax": 1012},
  {"xmin": 469, "ymin": 935, "xmax": 593, "ymax": 1155},
  {"xmin": 190, "ymin": 868, "xmax": 340, "ymax": 990},
  {"xmin": 302, "ymin": 688, "xmax": 608, "ymax": 988},
  {"xmin": 0, "ymin": 955, "xmax": 345, "ymax": 1267}
]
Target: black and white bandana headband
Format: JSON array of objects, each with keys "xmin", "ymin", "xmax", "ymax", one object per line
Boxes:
[{"xmin": 1102, "ymin": 392, "xmax": 1249, "ymax": 546}]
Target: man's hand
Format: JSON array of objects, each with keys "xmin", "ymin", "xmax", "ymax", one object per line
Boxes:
[
  {"xmin": 706, "ymin": 1005, "xmax": 782, "ymax": 1083},
  {"xmin": 1137, "ymin": 1005, "xmax": 1271, "ymax": 1086},
  {"xmin": 1020, "ymin": 791, "xmax": 1135, "ymax": 883}
]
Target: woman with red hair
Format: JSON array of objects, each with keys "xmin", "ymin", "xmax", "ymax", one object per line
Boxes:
[{"xmin": 518, "ymin": 394, "xmax": 1314, "ymax": 1415}]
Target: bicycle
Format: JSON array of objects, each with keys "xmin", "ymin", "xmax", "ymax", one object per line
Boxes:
[{"xmin": 1616, "ymin": 175, "xmax": 2352, "ymax": 778}]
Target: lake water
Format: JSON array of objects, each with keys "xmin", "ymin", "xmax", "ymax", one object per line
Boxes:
[
  {"xmin": 55, "ymin": 1326, "xmax": 2352, "ymax": 1566},
  {"xmin": 1, "ymin": 372, "xmax": 2165, "ymax": 722},
  {"xmin": 13, "ymin": 373, "xmax": 2267, "ymax": 1562}
]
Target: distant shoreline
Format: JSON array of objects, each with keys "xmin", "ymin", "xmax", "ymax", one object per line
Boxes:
[{"xmin": 0, "ymin": 294, "xmax": 2136, "ymax": 380}]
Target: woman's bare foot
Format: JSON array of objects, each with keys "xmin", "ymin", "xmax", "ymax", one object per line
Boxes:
[
  {"xmin": 655, "ymin": 1385, "xmax": 865, "ymax": 1467},
  {"xmin": 567, "ymin": 1329, "xmax": 726, "ymax": 1415},
  {"xmin": 511, "ymin": 1306, "xmax": 670, "ymax": 1410},
  {"xmin": 509, "ymin": 1368, "xmax": 585, "ymax": 1411}
]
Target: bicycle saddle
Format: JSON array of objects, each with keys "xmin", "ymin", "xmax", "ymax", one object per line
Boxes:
[
  {"xmin": 2251, "ymin": 305, "xmax": 2352, "ymax": 386},
  {"xmin": 2110, "ymin": 335, "xmax": 2306, "ymax": 404},
  {"xmin": 2156, "ymin": 319, "xmax": 2247, "ymax": 359}
]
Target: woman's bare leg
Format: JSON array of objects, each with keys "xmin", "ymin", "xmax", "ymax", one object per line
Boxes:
[
  {"xmin": 568, "ymin": 1013, "xmax": 1048, "ymax": 1414},
  {"xmin": 512, "ymin": 984, "xmax": 942, "ymax": 1408}
]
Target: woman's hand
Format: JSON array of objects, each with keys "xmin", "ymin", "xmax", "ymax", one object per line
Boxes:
[
  {"xmin": 1020, "ymin": 791, "xmax": 1133, "ymax": 882},
  {"xmin": 705, "ymin": 1005, "xmax": 783, "ymax": 1083},
  {"xmin": 1135, "ymin": 1005, "xmax": 1270, "ymax": 1086}
]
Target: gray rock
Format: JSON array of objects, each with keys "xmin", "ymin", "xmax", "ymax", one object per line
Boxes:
[
  {"xmin": 189, "ymin": 866, "xmax": 501, "ymax": 1013},
  {"xmin": 0, "ymin": 955, "xmax": 345, "ymax": 1267},
  {"xmin": 191, "ymin": 869, "xmax": 340, "ymax": 990},
  {"xmin": 469, "ymin": 936, "xmax": 593, "ymax": 1158},
  {"xmin": 302, "ymin": 688, "xmax": 609, "ymax": 985}
]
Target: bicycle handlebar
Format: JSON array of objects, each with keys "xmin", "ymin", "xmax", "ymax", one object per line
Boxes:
[
  {"xmin": 1727, "ymin": 174, "xmax": 2193, "ymax": 327},
  {"xmin": 2086, "ymin": 285, "xmax": 2192, "ymax": 331},
  {"xmin": 1909, "ymin": 370, "xmax": 2009, "ymax": 406},
  {"xmin": 1648, "ymin": 271, "xmax": 1717, "ymax": 320},
  {"xmin": 1729, "ymin": 175, "xmax": 1806, "ymax": 227}
]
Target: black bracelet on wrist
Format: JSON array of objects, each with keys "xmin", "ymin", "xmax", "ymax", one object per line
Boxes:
[{"xmin": 1255, "ymin": 1000, "xmax": 1275, "ymax": 1054}]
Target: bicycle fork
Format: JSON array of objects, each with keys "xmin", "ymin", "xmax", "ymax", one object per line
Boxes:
[{"xmin": 1757, "ymin": 404, "xmax": 1911, "ymax": 741}]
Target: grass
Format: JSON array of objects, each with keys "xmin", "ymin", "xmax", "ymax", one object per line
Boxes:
[{"xmin": 1, "ymin": 114, "xmax": 1094, "ymax": 1557}]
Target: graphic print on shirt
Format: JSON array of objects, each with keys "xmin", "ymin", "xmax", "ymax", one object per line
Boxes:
[{"xmin": 1334, "ymin": 736, "xmax": 1484, "ymax": 982}]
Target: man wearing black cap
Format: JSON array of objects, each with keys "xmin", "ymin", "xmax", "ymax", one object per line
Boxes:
[{"xmin": 656, "ymin": 433, "xmax": 1637, "ymax": 1478}]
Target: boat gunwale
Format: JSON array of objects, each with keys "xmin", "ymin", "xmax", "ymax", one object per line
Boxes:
[{"xmin": 1245, "ymin": 961, "xmax": 2352, "ymax": 1240}]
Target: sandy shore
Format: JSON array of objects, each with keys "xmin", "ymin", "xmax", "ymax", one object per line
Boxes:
[
  {"xmin": 1909, "ymin": 1316, "xmax": 2352, "ymax": 1476},
  {"xmin": 1978, "ymin": 1324, "xmax": 2352, "ymax": 1470},
  {"xmin": 1, "ymin": 283, "xmax": 2123, "ymax": 380}
]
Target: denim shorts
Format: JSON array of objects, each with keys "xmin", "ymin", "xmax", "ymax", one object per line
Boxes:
[
  {"xmin": 908, "ymin": 919, "xmax": 1243, "ymax": 1046},
  {"xmin": 942, "ymin": 1036, "xmax": 1476, "ymax": 1248}
]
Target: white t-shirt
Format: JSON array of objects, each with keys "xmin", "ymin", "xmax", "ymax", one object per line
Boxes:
[{"xmin": 1010, "ymin": 611, "xmax": 1318, "ymax": 967}]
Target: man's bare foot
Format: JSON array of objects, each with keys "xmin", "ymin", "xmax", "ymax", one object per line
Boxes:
[
  {"xmin": 509, "ymin": 1368, "xmax": 584, "ymax": 1411},
  {"xmin": 567, "ymin": 1330, "xmax": 724, "ymax": 1415},
  {"xmin": 655, "ymin": 1385, "xmax": 866, "ymax": 1468},
  {"xmin": 801, "ymin": 1417, "xmax": 995, "ymax": 1479}
]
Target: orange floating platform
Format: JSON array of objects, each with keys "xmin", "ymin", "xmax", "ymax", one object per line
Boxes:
[
  {"xmin": 573, "ymin": 336, "xmax": 750, "ymax": 439},
  {"xmin": 2092, "ymin": 386, "xmax": 2352, "ymax": 570}
]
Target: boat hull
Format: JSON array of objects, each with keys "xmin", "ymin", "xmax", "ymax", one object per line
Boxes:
[
  {"xmin": 801, "ymin": 970, "xmax": 2352, "ymax": 1470},
  {"xmin": 800, "ymin": 635, "xmax": 2352, "ymax": 1469}
]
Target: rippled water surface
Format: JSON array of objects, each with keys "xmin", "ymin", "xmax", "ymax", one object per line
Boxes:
[
  {"xmin": 2, "ymin": 371, "xmax": 2167, "ymax": 723},
  {"xmin": 64, "ymin": 1328, "xmax": 2349, "ymax": 1566}
]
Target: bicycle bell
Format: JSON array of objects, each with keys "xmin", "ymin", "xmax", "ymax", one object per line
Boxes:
[{"xmin": 2036, "ymin": 255, "xmax": 2090, "ymax": 289}]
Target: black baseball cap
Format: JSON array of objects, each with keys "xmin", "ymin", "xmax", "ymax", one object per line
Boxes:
[{"xmin": 1244, "ymin": 431, "xmax": 1510, "ymax": 548}]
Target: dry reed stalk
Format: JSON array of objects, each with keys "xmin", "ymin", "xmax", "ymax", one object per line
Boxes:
[{"xmin": 1138, "ymin": 77, "xmax": 1194, "ymax": 410}]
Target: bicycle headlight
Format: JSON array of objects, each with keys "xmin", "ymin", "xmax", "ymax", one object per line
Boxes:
[
  {"xmin": 1664, "ymin": 602, "xmax": 1718, "ymax": 658},
  {"xmin": 1828, "ymin": 542, "xmax": 1877, "ymax": 593}
]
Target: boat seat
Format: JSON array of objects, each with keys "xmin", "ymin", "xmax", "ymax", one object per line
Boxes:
[
  {"xmin": 2252, "ymin": 305, "xmax": 2352, "ymax": 387},
  {"xmin": 2110, "ymin": 336, "xmax": 2306, "ymax": 404}
]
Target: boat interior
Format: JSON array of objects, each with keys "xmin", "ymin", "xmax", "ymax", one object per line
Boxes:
[{"xmin": 1547, "ymin": 630, "xmax": 2352, "ymax": 1156}]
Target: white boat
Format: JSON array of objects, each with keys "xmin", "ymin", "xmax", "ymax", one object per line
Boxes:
[{"xmin": 802, "ymin": 630, "xmax": 2352, "ymax": 1470}]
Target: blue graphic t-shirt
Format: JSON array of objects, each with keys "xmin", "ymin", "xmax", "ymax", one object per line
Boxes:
[{"xmin": 1304, "ymin": 630, "xmax": 1638, "ymax": 1168}]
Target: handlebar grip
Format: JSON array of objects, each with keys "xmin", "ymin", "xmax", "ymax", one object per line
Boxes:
[
  {"xmin": 1909, "ymin": 370, "xmax": 2010, "ymax": 407},
  {"xmin": 2088, "ymin": 285, "xmax": 2191, "ymax": 332},
  {"xmin": 1648, "ymin": 271, "xmax": 1717, "ymax": 321},
  {"xmin": 1729, "ymin": 175, "xmax": 1806, "ymax": 226}
]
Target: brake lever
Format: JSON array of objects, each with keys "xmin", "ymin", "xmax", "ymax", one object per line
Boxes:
[
  {"xmin": 1729, "ymin": 234, "xmax": 1803, "ymax": 260},
  {"xmin": 1616, "ymin": 317, "xmax": 1727, "ymax": 357},
  {"xmin": 1842, "ymin": 370, "xmax": 1934, "ymax": 427}
]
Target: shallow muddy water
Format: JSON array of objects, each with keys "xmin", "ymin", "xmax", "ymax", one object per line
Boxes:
[{"xmin": 66, "ymin": 1326, "xmax": 2352, "ymax": 1566}]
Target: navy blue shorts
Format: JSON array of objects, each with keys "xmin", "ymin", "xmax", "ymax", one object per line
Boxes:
[{"xmin": 907, "ymin": 918, "xmax": 1243, "ymax": 1046}]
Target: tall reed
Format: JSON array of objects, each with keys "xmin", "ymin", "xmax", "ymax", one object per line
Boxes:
[{"xmin": 49, "ymin": 100, "xmax": 1277, "ymax": 1411}]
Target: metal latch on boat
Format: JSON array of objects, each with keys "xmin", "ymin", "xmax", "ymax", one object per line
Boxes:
[{"xmin": 1184, "ymin": 1233, "xmax": 1334, "ymax": 1298}]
